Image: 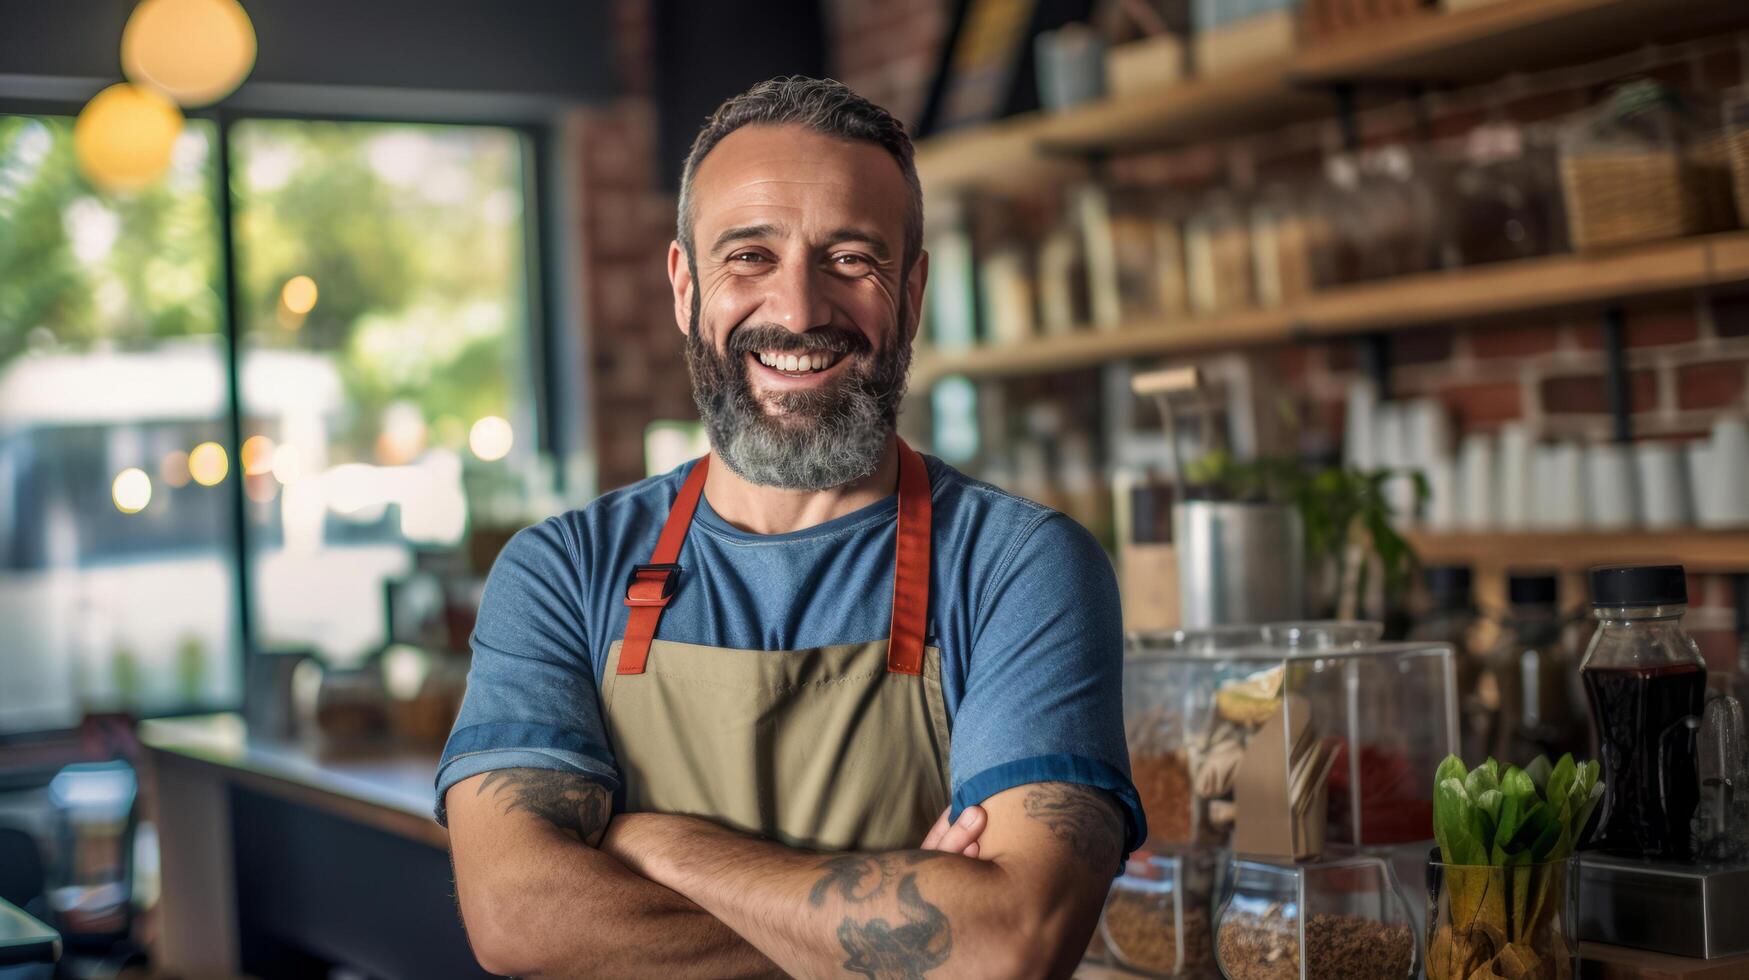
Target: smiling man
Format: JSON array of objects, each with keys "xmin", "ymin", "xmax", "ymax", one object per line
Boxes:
[{"xmin": 438, "ymin": 77, "xmax": 1144, "ymax": 979}]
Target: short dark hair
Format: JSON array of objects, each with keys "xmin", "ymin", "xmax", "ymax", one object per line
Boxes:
[{"xmin": 676, "ymin": 76, "xmax": 924, "ymax": 274}]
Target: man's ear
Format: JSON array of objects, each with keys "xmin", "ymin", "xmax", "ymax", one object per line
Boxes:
[
  {"xmin": 668, "ymin": 240, "xmax": 694, "ymax": 336},
  {"xmin": 903, "ymin": 249, "xmax": 929, "ymax": 344}
]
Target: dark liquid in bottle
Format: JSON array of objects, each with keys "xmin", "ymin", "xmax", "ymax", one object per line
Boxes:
[{"xmin": 1582, "ymin": 662, "xmax": 1706, "ymax": 859}]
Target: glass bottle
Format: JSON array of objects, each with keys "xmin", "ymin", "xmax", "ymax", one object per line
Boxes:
[
  {"xmin": 1578, "ymin": 564, "xmax": 1707, "ymax": 860},
  {"xmin": 1410, "ymin": 567, "xmax": 1484, "ymax": 760},
  {"xmin": 1485, "ymin": 572, "xmax": 1588, "ymax": 764}
]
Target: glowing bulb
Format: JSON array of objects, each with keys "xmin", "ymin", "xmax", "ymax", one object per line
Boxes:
[
  {"xmin": 74, "ymin": 83, "xmax": 184, "ymax": 192},
  {"xmin": 469, "ymin": 416, "xmax": 514, "ymax": 462},
  {"xmin": 189, "ymin": 441, "xmax": 228, "ymax": 486},
  {"xmin": 121, "ymin": 0, "xmax": 257, "ymax": 107},
  {"xmin": 240, "ymin": 434, "xmax": 275, "ymax": 475},
  {"xmin": 281, "ymin": 275, "xmax": 318, "ymax": 316},
  {"xmin": 113, "ymin": 468, "xmax": 152, "ymax": 514}
]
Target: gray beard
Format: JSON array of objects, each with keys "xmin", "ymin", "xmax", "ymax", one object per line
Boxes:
[{"xmin": 685, "ymin": 308, "xmax": 912, "ymax": 492}]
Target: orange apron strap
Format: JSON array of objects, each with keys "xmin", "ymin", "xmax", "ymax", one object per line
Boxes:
[
  {"xmin": 618, "ymin": 456, "xmax": 710, "ymax": 675},
  {"xmin": 886, "ymin": 441, "xmax": 932, "ymax": 675}
]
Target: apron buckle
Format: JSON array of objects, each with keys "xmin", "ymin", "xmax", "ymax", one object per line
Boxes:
[{"xmin": 625, "ymin": 563, "xmax": 682, "ymax": 607}]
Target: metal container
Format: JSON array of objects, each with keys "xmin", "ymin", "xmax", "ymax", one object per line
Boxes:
[
  {"xmin": 1578, "ymin": 854, "xmax": 1749, "ymax": 958},
  {"xmin": 1173, "ymin": 500, "xmax": 1304, "ymax": 628}
]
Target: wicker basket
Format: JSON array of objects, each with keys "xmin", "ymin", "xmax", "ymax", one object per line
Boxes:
[
  {"xmin": 1559, "ymin": 82, "xmax": 1738, "ymax": 251},
  {"xmin": 1728, "ymin": 90, "xmax": 1749, "ymax": 230}
]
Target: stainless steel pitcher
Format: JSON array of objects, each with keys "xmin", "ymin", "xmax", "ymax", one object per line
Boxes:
[{"xmin": 1174, "ymin": 500, "xmax": 1305, "ymax": 628}]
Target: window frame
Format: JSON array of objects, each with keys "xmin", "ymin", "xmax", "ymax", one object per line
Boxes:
[{"xmin": 0, "ymin": 89, "xmax": 575, "ymax": 739}]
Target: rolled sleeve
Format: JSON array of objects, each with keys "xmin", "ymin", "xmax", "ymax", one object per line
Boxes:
[
  {"xmin": 434, "ymin": 519, "xmax": 619, "ymax": 825},
  {"xmin": 948, "ymin": 514, "xmax": 1147, "ymax": 858}
]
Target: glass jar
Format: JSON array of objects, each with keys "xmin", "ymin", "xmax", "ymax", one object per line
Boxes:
[
  {"xmin": 1578, "ymin": 563, "xmax": 1707, "ymax": 860},
  {"xmin": 1426, "ymin": 856, "xmax": 1576, "ymax": 980},
  {"xmin": 1101, "ymin": 850, "xmax": 1221, "ymax": 977},
  {"xmin": 1215, "ymin": 853, "xmax": 1417, "ymax": 980}
]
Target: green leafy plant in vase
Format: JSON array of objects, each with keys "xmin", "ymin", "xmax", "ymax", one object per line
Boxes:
[{"xmin": 1428, "ymin": 753, "xmax": 1602, "ymax": 980}]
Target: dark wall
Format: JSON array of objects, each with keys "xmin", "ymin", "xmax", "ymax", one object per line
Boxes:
[
  {"xmin": 652, "ymin": 0, "xmax": 826, "ymax": 191},
  {"xmin": 0, "ymin": 0, "xmax": 617, "ymax": 100}
]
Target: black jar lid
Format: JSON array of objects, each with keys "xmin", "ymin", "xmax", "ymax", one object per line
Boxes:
[
  {"xmin": 1589, "ymin": 563, "xmax": 1687, "ymax": 607},
  {"xmin": 1508, "ymin": 571, "xmax": 1559, "ymax": 607},
  {"xmin": 1424, "ymin": 566, "xmax": 1473, "ymax": 607}
]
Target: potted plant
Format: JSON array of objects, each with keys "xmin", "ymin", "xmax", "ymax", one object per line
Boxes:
[{"xmin": 1426, "ymin": 753, "xmax": 1602, "ymax": 980}]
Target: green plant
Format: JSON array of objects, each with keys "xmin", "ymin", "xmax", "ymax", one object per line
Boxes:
[{"xmin": 1428, "ymin": 754, "xmax": 1602, "ymax": 980}]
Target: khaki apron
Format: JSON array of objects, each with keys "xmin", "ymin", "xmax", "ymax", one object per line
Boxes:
[{"xmin": 600, "ymin": 441, "xmax": 951, "ymax": 852}]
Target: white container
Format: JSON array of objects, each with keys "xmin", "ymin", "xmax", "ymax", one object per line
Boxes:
[
  {"xmin": 1497, "ymin": 422, "xmax": 1533, "ymax": 530},
  {"xmin": 1458, "ymin": 433, "xmax": 1495, "ymax": 529},
  {"xmin": 1705, "ymin": 417, "xmax": 1749, "ymax": 527},
  {"xmin": 1636, "ymin": 440, "xmax": 1691, "ymax": 529},
  {"xmin": 1584, "ymin": 442, "xmax": 1640, "ymax": 529},
  {"xmin": 1536, "ymin": 443, "xmax": 1586, "ymax": 530}
]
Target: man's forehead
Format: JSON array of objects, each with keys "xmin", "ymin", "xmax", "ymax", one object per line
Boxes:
[{"xmin": 691, "ymin": 124, "xmax": 908, "ymax": 238}]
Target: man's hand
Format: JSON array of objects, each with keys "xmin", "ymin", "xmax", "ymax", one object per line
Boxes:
[{"xmin": 921, "ymin": 805, "xmax": 987, "ymax": 858}]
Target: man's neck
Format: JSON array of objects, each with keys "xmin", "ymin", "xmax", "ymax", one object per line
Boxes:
[{"xmin": 701, "ymin": 437, "xmax": 900, "ymax": 535}]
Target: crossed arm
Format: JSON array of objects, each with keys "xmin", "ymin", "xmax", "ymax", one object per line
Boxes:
[{"xmin": 445, "ymin": 770, "xmax": 1125, "ymax": 979}]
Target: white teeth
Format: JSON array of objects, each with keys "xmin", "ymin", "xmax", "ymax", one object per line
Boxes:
[{"xmin": 755, "ymin": 350, "xmax": 838, "ymax": 373}]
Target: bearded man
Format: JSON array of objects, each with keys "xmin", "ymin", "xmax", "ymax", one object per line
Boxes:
[{"xmin": 438, "ymin": 77, "xmax": 1144, "ymax": 979}]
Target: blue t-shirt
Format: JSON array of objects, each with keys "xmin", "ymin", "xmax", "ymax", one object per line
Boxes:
[{"xmin": 434, "ymin": 455, "xmax": 1146, "ymax": 855}]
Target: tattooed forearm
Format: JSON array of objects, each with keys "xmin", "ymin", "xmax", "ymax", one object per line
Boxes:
[
  {"xmin": 476, "ymin": 768, "xmax": 611, "ymax": 845},
  {"xmin": 1022, "ymin": 782, "xmax": 1123, "ymax": 872},
  {"xmin": 809, "ymin": 852, "xmax": 952, "ymax": 978}
]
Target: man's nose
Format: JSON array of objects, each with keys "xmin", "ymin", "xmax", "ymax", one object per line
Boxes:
[{"xmin": 764, "ymin": 258, "xmax": 833, "ymax": 332}]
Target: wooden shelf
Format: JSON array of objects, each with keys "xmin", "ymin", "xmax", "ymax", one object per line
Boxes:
[
  {"xmin": 1290, "ymin": 0, "xmax": 1736, "ymax": 86},
  {"xmin": 912, "ymin": 0, "xmax": 1749, "ymax": 196},
  {"xmin": 1406, "ymin": 529, "xmax": 1749, "ymax": 573},
  {"xmin": 1031, "ymin": 57, "xmax": 1328, "ymax": 158},
  {"xmin": 912, "ymin": 230, "xmax": 1749, "ymax": 385}
]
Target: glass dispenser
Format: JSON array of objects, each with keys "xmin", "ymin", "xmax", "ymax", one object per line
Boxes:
[
  {"xmin": 1101, "ymin": 850, "xmax": 1221, "ymax": 978},
  {"xmin": 1214, "ymin": 853, "xmax": 1418, "ymax": 980},
  {"xmin": 1123, "ymin": 640, "xmax": 1456, "ymax": 855}
]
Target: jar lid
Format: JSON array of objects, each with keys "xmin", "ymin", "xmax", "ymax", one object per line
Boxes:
[
  {"xmin": 1588, "ymin": 563, "xmax": 1687, "ymax": 607},
  {"xmin": 1423, "ymin": 566, "xmax": 1472, "ymax": 605},
  {"xmin": 1507, "ymin": 571, "xmax": 1559, "ymax": 606}
]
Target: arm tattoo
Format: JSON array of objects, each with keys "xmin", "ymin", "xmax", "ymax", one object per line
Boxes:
[
  {"xmin": 809, "ymin": 852, "xmax": 951, "ymax": 978},
  {"xmin": 476, "ymin": 768, "xmax": 611, "ymax": 846},
  {"xmin": 1022, "ymin": 782, "xmax": 1124, "ymax": 872}
]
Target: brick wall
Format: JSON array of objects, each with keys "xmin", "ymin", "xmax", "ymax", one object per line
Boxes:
[
  {"xmin": 571, "ymin": 1, "xmax": 690, "ymax": 493},
  {"xmin": 824, "ymin": 0, "xmax": 950, "ymax": 128}
]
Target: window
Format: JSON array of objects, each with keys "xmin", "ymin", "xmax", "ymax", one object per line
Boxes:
[
  {"xmin": 0, "ymin": 115, "xmax": 236, "ymax": 730},
  {"xmin": 232, "ymin": 120, "xmax": 535, "ymax": 664},
  {"xmin": 0, "ymin": 111, "xmax": 549, "ymax": 731}
]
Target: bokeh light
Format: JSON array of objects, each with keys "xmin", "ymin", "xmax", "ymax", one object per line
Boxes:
[
  {"xmin": 160, "ymin": 449, "xmax": 191, "ymax": 488},
  {"xmin": 281, "ymin": 275, "xmax": 318, "ymax": 315},
  {"xmin": 240, "ymin": 434, "xmax": 275, "ymax": 475},
  {"xmin": 468, "ymin": 416, "xmax": 513, "ymax": 461},
  {"xmin": 73, "ymin": 83, "xmax": 184, "ymax": 192},
  {"xmin": 121, "ymin": 0, "xmax": 257, "ymax": 107},
  {"xmin": 270, "ymin": 443, "xmax": 305, "ymax": 484},
  {"xmin": 189, "ymin": 441, "xmax": 228, "ymax": 486},
  {"xmin": 112, "ymin": 468, "xmax": 152, "ymax": 514}
]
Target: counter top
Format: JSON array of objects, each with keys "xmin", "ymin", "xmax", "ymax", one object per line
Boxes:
[
  {"xmin": 0, "ymin": 897, "xmax": 58, "ymax": 966},
  {"xmin": 139, "ymin": 714, "xmax": 446, "ymax": 847}
]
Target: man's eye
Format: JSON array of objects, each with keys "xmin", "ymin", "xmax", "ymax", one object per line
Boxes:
[
  {"xmin": 832, "ymin": 254, "xmax": 869, "ymax": 270},
  {"xmin": 729, "ymin": 251, "xmax": 767, "ymax": 264}
]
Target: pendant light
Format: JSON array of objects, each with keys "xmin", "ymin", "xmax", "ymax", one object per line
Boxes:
[
  {"xmin": 121, "ymin": 0, "xmax": 258, "ymax": 108},
  {"xmin": 73, "ymin": 82, "xmax": 185, "ymax": 192}
]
